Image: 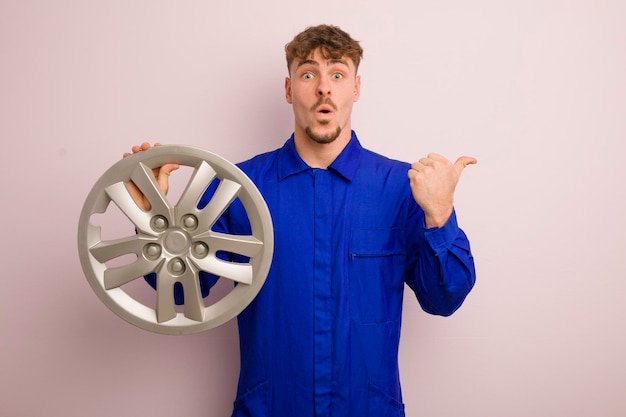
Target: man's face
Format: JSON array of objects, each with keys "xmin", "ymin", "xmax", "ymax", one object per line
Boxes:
[{"xmin": 285, "ymin": 49, "xmax": 361, "ymax": 145}]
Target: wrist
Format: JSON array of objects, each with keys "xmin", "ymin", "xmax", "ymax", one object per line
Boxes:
[{"xmin": 424, "ymin": 208, "xmax": 453, "ymax": 228}]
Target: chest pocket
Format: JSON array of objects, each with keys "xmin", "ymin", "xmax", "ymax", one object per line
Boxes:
[{"xmin": 349, "ymin": 228, "xmax": 406, "ymax": 325}]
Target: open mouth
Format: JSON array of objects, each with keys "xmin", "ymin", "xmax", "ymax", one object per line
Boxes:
[
  {"xmin": 312, "ymin": 99, "xmax": 337, "ymax": 115},
  {"xmin": 316, "ymin": 105, "xmax": 334, "ymax": 115}
]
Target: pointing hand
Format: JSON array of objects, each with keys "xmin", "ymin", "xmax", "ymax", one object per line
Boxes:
[{"xmin": 408, "ymin": 153, "xmax": 477, "ymax": 228}]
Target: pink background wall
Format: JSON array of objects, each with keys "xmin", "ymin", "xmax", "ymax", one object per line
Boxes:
[{"xmin": 2, "ymin": 1, "xmax": 625, "ymax": 416}]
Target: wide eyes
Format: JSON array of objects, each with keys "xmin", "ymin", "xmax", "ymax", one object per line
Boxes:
[{"xmin": 301, "ymin": 72, "xmax": 345, "ymax": 80}]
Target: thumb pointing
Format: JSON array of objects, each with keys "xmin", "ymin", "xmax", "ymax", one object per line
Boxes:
[{"xmin": 454, "ymin": 156, "xmax": 478, "ymax": 173}]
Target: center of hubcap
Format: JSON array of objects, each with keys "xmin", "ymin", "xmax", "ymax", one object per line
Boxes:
[{"xmin": 163, "ymin": 229, "xmax": 190, "ymax": 255}]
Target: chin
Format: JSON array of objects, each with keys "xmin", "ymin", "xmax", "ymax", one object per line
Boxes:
[{"xmin": 305, "ymin": 126, "xmax": 342, "ymax": 145}]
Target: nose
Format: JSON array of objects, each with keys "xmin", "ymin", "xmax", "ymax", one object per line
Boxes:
[{"xmin": 317, "ymin": 76, "xmax": 331, "ymax": 97}]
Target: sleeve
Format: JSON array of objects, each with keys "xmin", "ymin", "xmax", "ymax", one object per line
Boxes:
[{"xmin": 405, "ymin": 208, "xmax": 476, "ymax": 316}]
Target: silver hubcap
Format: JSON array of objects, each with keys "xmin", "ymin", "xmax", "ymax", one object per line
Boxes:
[{"xmin": 77, "ymin": 145, "xmax": 273, "ymax": 335}]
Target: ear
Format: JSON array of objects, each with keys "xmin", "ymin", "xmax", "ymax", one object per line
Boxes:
[
  {"xmin": 353, "ymin": 75, "xmax": 361, "ymax": 102},
  {"xmin": 285, "ymin": 77, "xmax": 293, "ymax": 104}
]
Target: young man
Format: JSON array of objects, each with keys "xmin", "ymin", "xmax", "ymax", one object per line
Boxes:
[{"xmin": 127, "ymin": 24, "xmax": 476, "ymax": 417}]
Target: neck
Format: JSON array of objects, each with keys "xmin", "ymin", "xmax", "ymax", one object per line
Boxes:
[{"xmin": 293, "ymin": 127, "xmax": 352, "ymax": 168}]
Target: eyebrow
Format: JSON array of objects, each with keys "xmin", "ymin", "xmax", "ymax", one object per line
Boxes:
[{"xmin": 295, "ymin": 58, "xmax": 350, "ymax": 69}]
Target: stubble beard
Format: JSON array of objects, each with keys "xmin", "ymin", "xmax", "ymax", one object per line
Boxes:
[{"xmin": 304, "ymin": 124, "xmax": 342, "ymax": 145}]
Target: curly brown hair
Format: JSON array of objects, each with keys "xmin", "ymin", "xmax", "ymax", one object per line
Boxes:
[{"xmin": 285, "ymin": 24, "xmax": 363, "ymax": 73}]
